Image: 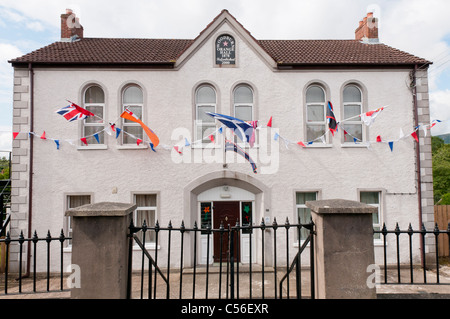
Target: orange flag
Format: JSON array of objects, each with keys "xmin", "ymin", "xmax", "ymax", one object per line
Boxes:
[{"xmin": 120, "ymin": 109, "xmax": 159, "ymax": 148}]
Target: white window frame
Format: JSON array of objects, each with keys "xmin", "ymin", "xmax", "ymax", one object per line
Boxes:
[
  {"xmin": 81, "ymin": 85, "xmax": 106, "ymax": 148},
  {"xmin": 122, "ymin": 85, "xmax": 144, "ymax": 145},
  {"xmin": 233, "ymin": 85, "xmax": 255, "ymax": 147},
  {"xmin": 295, "ymin": 191, "xmax": 318, "ymax": 243},
  {"xmin": 342, "ymin": 85, "xmax": 364, "ymax": 144},
  {"xmin": 65, "ymin": 194, "xmax": 92, "ymax": 249},
  {"xmin": 133, "ymin": 193, "xmax": 158, "ymax": 249},
  {"xmin": 359, "ymin": 190, "xmax": 383, "ymax": 243},
  {"xmin": 305, "ymin": 85, "xmax": 328, "ymax": 145},
  {"xmin": 195, "ymin": 85, "xmax": 217, "ymax": 147}
]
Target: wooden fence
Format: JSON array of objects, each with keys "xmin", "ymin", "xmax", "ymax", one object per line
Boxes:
[{"xmin": 434, "ymin": 205, "xmax": 450, "ymax": 257}]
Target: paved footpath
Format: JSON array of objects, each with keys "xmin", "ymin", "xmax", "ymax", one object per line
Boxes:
[{"xmin": 0, "ymin": 265, "xmax": 449, "ymax": 299}]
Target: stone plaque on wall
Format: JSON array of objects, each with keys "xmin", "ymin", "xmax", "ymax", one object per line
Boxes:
[{"xmin": 216, "ymin": 34, "xmax": 235, "ymax": 65}]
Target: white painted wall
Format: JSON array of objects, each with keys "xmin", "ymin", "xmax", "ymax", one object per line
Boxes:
[{"xmin": 20, "ymin": 20, "xmax": 425, "ymax": 270}]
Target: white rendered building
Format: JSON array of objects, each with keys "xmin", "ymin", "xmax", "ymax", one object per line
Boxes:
[{"xmin": 9, "ymin": 10, "xmax": 434, "ymax": 271}]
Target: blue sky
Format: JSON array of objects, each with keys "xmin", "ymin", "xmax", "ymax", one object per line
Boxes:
[{"xmin": 1, "ymin": 0, "xmax": 450, "ymax": 156}]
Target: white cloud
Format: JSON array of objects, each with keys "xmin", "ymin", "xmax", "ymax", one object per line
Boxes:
[
  {"xmin": 0, "ymin": 0, "xmax": 448, "ymax": 135},
  {"xmin": 0, "ymin": 126, "xmax": 12, "ymax": 154},
  {"xmin": 430, "ymin": 89, "xmax": 450, "ymax": 135}
]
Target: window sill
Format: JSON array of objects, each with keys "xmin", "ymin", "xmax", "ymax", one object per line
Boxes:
[
  {"xmin": 191, "ymin": 144, "xmax": 222, "ymax": 149},
  {"xmin": 77, "ymin": 145, "xmax": 108, "ymax": 150},
  {"xmin": 305, "ymin": 144, "xmax": 333, "ymax": 148},
  {"xmin": 133, "ymin": 243, "xmax": 160, "ymax": 251},
  {"xmin": 374, "ymin": 239, "xmax": 384, "ymax": 247},
  {"xmin": 117, "ymin": 145, "xmax": 148, "ymax": 150},
  {"xmin": 341, "ymin": 143, "xmax": 367, "ymax": 148}
]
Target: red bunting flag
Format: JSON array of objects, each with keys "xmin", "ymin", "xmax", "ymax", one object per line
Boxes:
[
  {"xmin": 80, "ymin": 137, "xmax": 88, "ymax": 146},
  {"xmin": 267, "ymin": 116, "xmax": 272, "ymax": 127},
  {"xmin": 136, "ymin": 138, "xmax": 143, "ymax": 146},
  {"xmin": 411, "ymin": 131, "xmax": 419, "ymax": 142},
  {"xmin": 297, "ymin": 141, "xmax": 306, "ymax": 148},
  {"xmin": 174, "ymin": 146, "xmax": 182, "ymax": 154},
  {"xmin": 209, "ymin": 135, "xmax": 215, "ymax": 143},
  {"xmin": 376, "ymin": 135, "xmax": 382, "ymax": 143},
  {"xmin": 40, "ymin": 131, "xmax": 46, "ymax": 139},
  {"xmin": 13, "ymin": 132, "xmax": 19, "ymax": 140}
]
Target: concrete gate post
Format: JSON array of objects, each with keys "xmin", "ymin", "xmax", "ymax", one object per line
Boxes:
[
  {"xmin": 306, "ymin": 199, "xmax": 377, "ymax": 299},
  {"xmin": 65, "ymin": 202, "xmax": 136, "ymax": 299}
]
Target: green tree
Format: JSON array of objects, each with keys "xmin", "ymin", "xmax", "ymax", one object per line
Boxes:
[
  {"xmin": 432, "ymin": 137, "xmax": 450, "ymax": 204},
  {"xmin": 0, "ymin": 156, "xmax": 10, "ymax": 180}
]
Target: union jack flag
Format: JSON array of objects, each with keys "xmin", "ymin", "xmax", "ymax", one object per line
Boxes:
[
  {"xmin": 56, "ymin": 101, "xmax": 95, "ymax": 122},
  {"xmin": 225, "ymin": 140, "xmax": 257, "ymax": 174}
]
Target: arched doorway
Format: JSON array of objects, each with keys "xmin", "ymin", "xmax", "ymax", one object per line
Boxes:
[{"xmin": 183, "ymin": 171, "xmax": 270, "ymax": 266}]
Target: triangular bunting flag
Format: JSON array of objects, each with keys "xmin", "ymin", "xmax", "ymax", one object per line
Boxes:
[
  {"xmin": 80, "ymin": 137, "xmax": 88, "ymax": 146},
  {"xmin": 93, "ymin": 133, "xmax": 100, "ymax": 143},
  {"xmin": 209, "ymin": 134, "xmax": 215, "ymax": 143},
  {"xmin": 115, "ymin": 127, "xmax": 121, "ymax": 139},
  {"xmin": 54, "ymin": 140, "xmax": 60, "ymax": 150},
  {"xmin": 136, "ymin": 138, "xmax": 143, "ymax": 146},
  {"xmin": 174, "ymin": 146, "xmax": 182, "ymax": 155},
  {"xmin": 274, "ymin": 133, "xmax": 279, "ymax": 141},
  {"xmin": 267, "ymin": 116, "xmax": 272, "ymax": 128},
  {"xmin": 297, "ymin": 141, "xmax": 306, "ymax": 148},
  {"xmin": 13, "ymin": 132, "xmax": 19, "ymax": 140},
  {"xmin": 149, "ymin": 143, "xmax": 156, "ymax": 152},
  {"xmin": 399, "ymin": 128, "xmax": 405, "ymax": 140},
  {"xmin": 185, "ymin": 138, "xmax": 190, "ymax": 147},
  {"xmin": 411, "ymin": 131, "xmax": 419, "ymax": 142},
  {"xmin": 376, "ymin": 135, "xmax": 382, "ymax": 143},
  {"xmin": 40, "ymin": 131, "xmax": 46, "ymax": 139},
  {"xmin": 388, "ymin": 141, "xmax": 394, "ymax": 152}
]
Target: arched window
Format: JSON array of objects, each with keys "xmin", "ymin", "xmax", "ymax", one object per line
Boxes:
[
  {"xmin": 305, "ymin": 85, "xmax": 326, "ymax": 142},
  {"xmin": 83, "ymin": 85, "xmax": 105, "ymax": 144},
  {"xmin": 234, "ymin": 85, "xmax": 253, "ymax": 121},
  {"xmin": 122, "ymin": 85, "xmax": 143, "ymax": 144},
  {"xmin": 195, "ymin": 85, "xmax": 216, "ymax": 144},
  {"xmin": 342, "ymin": 85, "xmax": 363, "ymax": 142}
]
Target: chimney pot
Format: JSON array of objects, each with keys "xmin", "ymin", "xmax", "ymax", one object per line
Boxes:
[
  {"xmin": 61, "ymin": 9, "xmax": 83, "ymax": 41},
  {"xmin": 355, "ymin": 12, "xmax": 378, "ymax": 42}
]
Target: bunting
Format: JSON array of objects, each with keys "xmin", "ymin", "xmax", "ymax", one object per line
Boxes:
[
  {"xmin": 360, "ymin": 107, "xmax": 384, "ymax": 126},
  {"xmin": 7, "ymin": 98, "xmax": 447, "ymax": 174},
  {"xmin": 225, "ymin": 140, "xmax": 257, "ymax": 174},
  {"xmin": 120, "ymin": 109, "xmax": 159, "ymax": 148},
  {"xmin": 326, "ymin": 101, "xmax": 338, "ymax": 136},
  {"xmin": 56, "ymin": 101, "xmax": 95, "ymax": 122}
]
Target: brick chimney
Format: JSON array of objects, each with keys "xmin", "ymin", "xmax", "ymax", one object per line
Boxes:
[
  {"xmin": 355, "ymin": 12, "xmax": 378, "ymax": 43},
  {"xmin": 61, "ymin": 9, "xmax": 83, "ymax": 41}
]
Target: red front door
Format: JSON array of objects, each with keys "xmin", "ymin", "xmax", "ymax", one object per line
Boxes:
[{"xmin": 213, "ymin": 201, "xmax": 240, "ymax": 262}]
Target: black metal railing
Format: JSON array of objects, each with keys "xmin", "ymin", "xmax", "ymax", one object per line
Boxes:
[
  {"xmin": 127, "ymin": 218, "xmax": 316, "ymax": 299},
  {"xmin": 0, "ymin": 229, "xmax": 70, "ymax": 295},
  {"xmin": 375, "ymin": 222, "xmax": 450, "ymax": 285}
]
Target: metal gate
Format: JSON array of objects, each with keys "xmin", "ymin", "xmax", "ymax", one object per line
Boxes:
[{"xmin": 126, "ymin": 218, "xmax": 316, "ymax": 299}]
